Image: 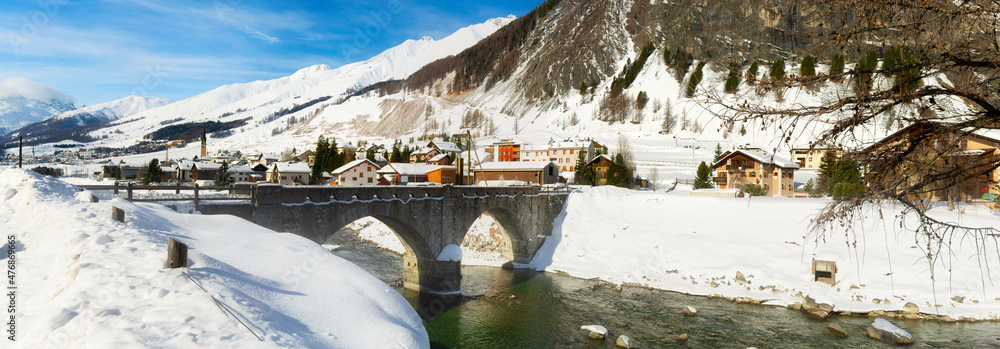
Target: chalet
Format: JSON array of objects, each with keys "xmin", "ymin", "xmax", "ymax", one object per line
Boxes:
[
  {"xmin": 295, "ymin": 150, "xmax": 316, "ymax": 165},
  {"xmin": 789, "ymin": 147, "xmax": 839, "ymax": 169},
  {"xmin": 268, "ymin": 162, "xmax": 312, "ymax": 185},
  {"xmin": 427, "ymin": 153, "xmax": 452, "ymax": 165},
  {"xmin": 585, "ymin": 154, "xmax": 614, "ymax": 185},
  {"xmin": 329, "ymin": 159, "xmax": 381, "ymax": 186},
  {"xmin": 472, "ymin": 161, "xmax": 560, "ymax": 185},
  {"xmin": 410, "ymin": 140, "xmax": 461, "ymax": 163},
  {"xmin": 863, "ymin": 121, "xmax": 1000, "ymax": 201},
  {"xmin": 409, "ymin": 147, "xmax": 440, "ymax": 163},
  {"xmin": 210, "ymin": 154, "xmax": 236, "ymax": 164},
  {"xmin": 377, "ymin": 163, "xmax": 457, "ymax": 185},
  {"xmin": 230, "ymin": 164, "xmax": 268, "ymax": 183},
  {"xmin": 251, "ymin": 153, "xmax": 279, "ymax": 167},
  {"xmin": 176, "ymin": 161, "xmax": 221, "ymax": 182},
  {"xmin": 339, "ymin": 143, "xmax": 358, "ymax": 161},
  {"xmin": 100, "ymin": 160, "xmax": 141, "ymax": 179},
  {"xmin": 712, "ymin": 150, "xmax": 799, "ymax": 197}
]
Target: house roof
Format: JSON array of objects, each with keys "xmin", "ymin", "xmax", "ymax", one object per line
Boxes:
[
  {"xmin": 586, "ymin": 154, "xmax": 614, "ymax": 166},
  {"xmin": 377, "ymin": 163, "xmax": 454, "ymax": 176},
  {"xmin": 428, "ymin": 153, "xmax": 450, "ymax": 162},
  {"xmin": 230, "ymin": 165, "xmax": 254, "ymax": 173},
  {"xmin": 330, "ymin": 159, "xmax": 380, "ymax": 175},
  {"xmin": 713, "ymin": 149, "xmax": 800, "ymax": 169},
  {"xmin": 475, "ymin": 161, "xmax": 556, "ymax": 171},
  {"xmin": 428, "ymin": 140, "xmax": 460, "ymax": 152},
  {"xmin": 271, "ymin": 162, "xmax": 311, "ymax": 173},
  {"xmin": 177, "ymin": 161, "xmax": 221, "ymax": 171}
]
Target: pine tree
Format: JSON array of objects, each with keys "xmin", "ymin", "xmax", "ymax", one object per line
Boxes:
[
  {"xmin": 800, "ymin": 55, "xmax": 817, "ymax": 77},
  {"xmin": 141, "ymin": 159, "xmax": 162, "ymax": 185},
  {"xmin": 724, "ymin": 69, "xmax": 740, "ymax": 92},
  {"xmin": 829, "ymin": 54, "xmax": 845, "ymax": 78},
  {"xmin": 573, "ymin": 150, "xmax": 594, "ymax": 185},
  {"xmin": 817, "ymin": 150, "xmax": 838, "ymax": 194},
  {"xmin": 390, "ymin": 141, "xmax": 402, "ymax": 163},
  {"xmin": 746, "ymin": 61, "xmax": 759, "ymax": 82},
  {"xmin": 712, "ymin": 143, "xmax": 724, "ymax": 164},
  {"xmin": 635, "ymin": 91, "xmax": 649, "ymax": 109},
  {"xmin": 311, "ymin": 136, "xmax": 328, "ymax": 184},
  {"xmin": 114, "ymin": 166, "xmax": 122, "ymax": 180},
  {"xmin": 769, "ymin": 60, "xmax": 786, "ymax": 81},
  {"xmin": 693, "ymin": 161, "xmax": 714, "ymax": 189},
  {"xmin": 686, "ymin": 62, "xmax": 706, "ymax": 97},
  {"xmin": 214, "ymin": 161, "xmax": 233, "ymax": 187},
  {"xmin": 739, "ymin": 124, "xmax": 747, "ymax": 136}
]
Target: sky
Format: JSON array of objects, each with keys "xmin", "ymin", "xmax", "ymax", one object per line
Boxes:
[{"xmin": 0, "ymin": 0, "xmax": 540, "ymax": 106}]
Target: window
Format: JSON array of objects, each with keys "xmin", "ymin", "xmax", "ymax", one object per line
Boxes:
[
  {"xmin": 368, "ymin": 177, "xmax": 373, "ymax": 183},
  {"xmin": 570, "ymin": 149, "xmax": 575, "ymax": 154},
  {"xmin": 352, "ymin": 177, "xmax": 357, "ymax": 181},
  {"xmin": 749, "ymin": 172, "xmax": 756, "ymax": 177}
]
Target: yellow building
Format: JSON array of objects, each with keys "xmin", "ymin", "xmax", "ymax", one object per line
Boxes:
[{"xmin": 712, "ymin": 150, "xmax": 799, "ymax": 197}]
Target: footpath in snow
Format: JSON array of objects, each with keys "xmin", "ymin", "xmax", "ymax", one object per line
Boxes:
[
  {"xmin": 526, "ymin": 186, "xmax": 1000, "ymax": 321},
  {"xmin": 0, "ymin": 169, "xmax": 428, "ymax": 348}
]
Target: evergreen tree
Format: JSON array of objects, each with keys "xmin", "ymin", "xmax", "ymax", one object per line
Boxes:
[
  {"xmin": 328, "ymin": 138, "xmax": 343, "ymax": 171},
  {"xmin": 608, "ymin": 152, "xmax": 633, "ymax": 188},
  {"xmin": 311, "ymin": 136, "xmax": 328, "ymax": 184},
  {"xmin": 712, "ymin": 143, "xmax": 724, "ymax": 164},
  {"xmin": 769, "ymin": 60, "xmax": 786, "ymax": 81},
  {"xmin": 739, "ymin": 124, "xmax": 747, "ymax": 136},
  {"xmin": 114, "ymin": 166, "xmax": 122, "ymax": 180},
  {"xmin": 141, "ymin": 159, "xmax": 163, "ymax": 185},
  {"xmin": 829, "ymin": 54, "xmax": 845, "ymax": 77},
  {"xmin": 573, "ymin": 150, "xmax": 594, "ymax": 185},
  {"xmin": 214, "ymin": 161, "xmax": 233, "ymax": 187},
  {"xmin": 693, "ymin": 161, "xmax": 714, "ymax": 189},
  {"xmin": 800, "ymin": 55, "xmax": 817, "ymax": 76},
  {"xmin": 686, "ymin": 62, "xmax": 706, "ymax": 97},
  {"xmin": 830, "ymin": 156, "xmax": 864, "ymax": 199},
  {"xmin": 635, "ymin": 91, "xmax": 649, "ymax": 109},
  {"xmin": 724, "ymin": 68, "xmax": 740, "ymax": 92},
  {"xmin": 746, "ymin": 61, "xmax": 759, "ymax": 82},
  {"xmin": 390, "ymin": 141, "xmax": 402, "ymax": 163},
  {"xmin": 817, "ymin": 151, "xmax": 838, "ymax": 194}
]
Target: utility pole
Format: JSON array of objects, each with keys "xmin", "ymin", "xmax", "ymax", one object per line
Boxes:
[{"xmin": 18, "ymin": 136, "xmax": 23, "ymax": 168}]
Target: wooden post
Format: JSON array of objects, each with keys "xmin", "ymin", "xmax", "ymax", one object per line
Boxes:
[
  {"xmin": 90, "ymin": 195, "xmax": 99, "ymax": 203},
  {"xmin": 175, "ymin": 180, "xmax": 180, "ymax": 195},
  {"xmin": 113, "ymin": 181, "xmax": 119, "ymax": 195},
  {"xmin": 127, "ymin": 182, "xmax": 134, "ymax": 202},
  {"xmin": 166, "ymin": 238, "xmax": 188, "ymax": 268},
  {"xmin": 111, "ymin": 206, "xmax": 125, "ymax": 222},
  {"xmin": 193, "ymin": 182, "xmax": 199, "ymax": 206}
]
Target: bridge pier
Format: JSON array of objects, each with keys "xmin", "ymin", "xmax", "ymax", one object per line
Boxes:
[{"xmin": 404, "ymin": 254, "xmax": 462, "ymax": 294}]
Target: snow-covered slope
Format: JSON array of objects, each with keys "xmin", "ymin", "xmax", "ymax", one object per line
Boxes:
[
  {"xmin": 78, "ymin": 16, "xmax": 515, "ymax": 153},
  {"xmin": 0, "ymin": 168, "xmax": 429, "ymax": 347},
  {"xmin": 0, "ymin": 95, "xmax": 76, "ymax": 135},
  {"xmin": 54, "ymin": 95, "xmax": 174, "ymax": 123},
  {"xmin": 1, "ymin": 95, "xmax": 173, "ymax": 146}
]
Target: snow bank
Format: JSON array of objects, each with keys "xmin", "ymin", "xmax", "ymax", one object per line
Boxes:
[
  {"xmin": 0, "ymin": 169, "xmax": 428, "ymax": 348},
  {"xmin": 528, "ymin": 186, "xmax": 1000, "ymax": 320}
]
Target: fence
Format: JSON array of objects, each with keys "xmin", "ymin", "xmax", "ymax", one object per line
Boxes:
[{"xmin": 78, "ymin": 182, "xmax": 254, "ymax": 205}]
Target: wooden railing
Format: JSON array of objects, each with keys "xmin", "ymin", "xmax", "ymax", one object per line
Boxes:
[{"xmin": 78, "ymin": 182, "xmax": 254, "ymax": 205}]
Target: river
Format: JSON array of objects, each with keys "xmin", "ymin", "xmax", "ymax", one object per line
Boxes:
[{"xmin": 327, "ymin": 232, "xmax": 1000, "ymax": 348}]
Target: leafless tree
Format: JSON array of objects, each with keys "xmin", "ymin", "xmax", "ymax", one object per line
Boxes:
[{"xmin": 704, "ymin": 0, "xmax": 1000, "ymax": 281}]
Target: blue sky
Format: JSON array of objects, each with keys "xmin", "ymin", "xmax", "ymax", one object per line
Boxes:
[{"xmin": 0, "ymin": 0, "xmax": 540, "ymax": 106}]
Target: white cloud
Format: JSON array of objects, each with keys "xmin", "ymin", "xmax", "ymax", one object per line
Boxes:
[{"xmin": 0, "ymin": 77, "xmax": 75, "ymax": 104}]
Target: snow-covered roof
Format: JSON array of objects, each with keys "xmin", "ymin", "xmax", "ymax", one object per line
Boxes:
[
  {"xmin": 586, "ymin": 154, "xmax": 613, "ymax": 166},
  {"xmin": 715, "ymin": 150, "xmax": 800, "ymax": 169},
  {"xmin": 377, "ymin": 163, "xmax": 454, "ymax": 176},
  {"xmin": 549, "ymin": 140, "xmax": 591, "ymax": 149},
  {"xmin": 177, "ymin": 161, "xmax": 221, "ymax": 171},
  {"xmin": 230, "ymin": 165, "xmax": 254, "ymax": 173},
  {"xmin": 331, "ymin": 159, "xmax": 380, "ymax": 175},
  {"xmin": 430, "ymin": 141, "xmax": 461, "ymax": 152},
  {"xmin": 271, "ymin": 162, "xmax": 312, "ymax": 173},
  {"xmin": 475, "ymin": 161, "xmax": 555, "ymax": 171},
  {"xmin": 428, "ymin": 153, "xmax": 450, "ymax": 162}
]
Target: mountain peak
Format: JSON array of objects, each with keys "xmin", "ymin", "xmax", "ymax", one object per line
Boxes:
[{"xmin": 419, "ymin": 36, "xmax": 434, "ymax": 42}]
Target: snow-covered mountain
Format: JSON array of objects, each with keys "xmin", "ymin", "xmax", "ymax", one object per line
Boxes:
[
  {"xmin": 0, "ymin": 96, "xmax": 76, "ymax": 135},
  {"xmin": 2, "ymin": 95, "xmax": 173, "ymax": 146},
  {"xmin": 71, "ymin": 15, "xmax": 515, "ymax": 152}
]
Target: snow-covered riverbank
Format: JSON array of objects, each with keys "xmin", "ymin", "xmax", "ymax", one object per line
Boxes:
[
  {"xmin": 528, "ymin": 185, "xmax": 1000, "ymax": 321},
  {"xmin": 350, "ymin": 184, "xmax": 1000, "ymax": 322},
  {"xmin": 0, "ymin": 169, "xmax": 429, "ymax": 348}
]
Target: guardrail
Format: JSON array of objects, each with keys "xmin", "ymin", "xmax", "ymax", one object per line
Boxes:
[{"xmin": 78, "ymin": 182, "xmax": 254, "ymax": 205}]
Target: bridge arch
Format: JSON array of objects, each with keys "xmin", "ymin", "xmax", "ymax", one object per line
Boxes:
[{"xmin": 458, "ymin": 207, "xmax": 533, "ymax": 264}]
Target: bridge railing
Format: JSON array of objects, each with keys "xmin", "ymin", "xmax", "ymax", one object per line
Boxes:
[
  {"xmin": 78, "ymin": 182, "xmax": 254, "ymax": 205},
  {"xmin": 252, "ymin": 185, "xmax": 547, "ymax": 205}
]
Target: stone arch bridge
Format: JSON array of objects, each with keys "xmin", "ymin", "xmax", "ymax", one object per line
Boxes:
[{"xmin": 201, "ymin": 185, "xmax": 569, "ymax": 294}]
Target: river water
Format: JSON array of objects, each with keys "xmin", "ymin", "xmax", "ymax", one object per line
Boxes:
[{"xmin": 327, "ymin": 233, "xmax": 1000, "ymax": 348}]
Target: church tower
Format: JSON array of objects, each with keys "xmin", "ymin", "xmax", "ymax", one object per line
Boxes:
[{"xmin": 200, "ymin": 123, "xmax": 207, "ymax": 158}]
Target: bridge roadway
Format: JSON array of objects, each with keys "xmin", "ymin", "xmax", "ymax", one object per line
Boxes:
[{"xmin": 199, "ymin": 185, "xmax": 569, "ymax": 294}]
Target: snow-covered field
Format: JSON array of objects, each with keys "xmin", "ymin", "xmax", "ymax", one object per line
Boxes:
[
  {"xmin": 352, "ymin": 184, "xmax": 1000, "ymax": 322},
  {"xmin": 529, "ymin": 185, "xmax": 1000, "ymax": 321},
  {"xmin": 0, "ymin": 169, "xmax": 428, "ymax": 348}
]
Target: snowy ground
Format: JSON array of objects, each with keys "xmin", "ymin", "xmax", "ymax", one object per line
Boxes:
[
  {"xmin": 348, "ymin": 184, "xmax": 1000, "ymax": 322},
  {"xmin": 529, "ymin": 185, "xmax": 1000, "ymax": 321},
  {"xmin": 0, "ymin": 169, "xmax": 428, "ymax": 348}
]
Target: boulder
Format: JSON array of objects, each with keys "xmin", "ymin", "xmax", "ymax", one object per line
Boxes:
[
  {"xmin": 615, "ymin": 335, "xmax": 635, "ymax": 348},
  {"xmin": 805, "ymin": 310, "xmax": 830, "ymax": 320},
  {"xmin": 826, "ymin": 323, "xmax": 849, "ymax": 337},
  {"xmin": 735, "ymin": 271, "xmax": 747, "ymax": 285},
  {"xmin": 677, "ymin": 333, "xmax": 688, "ymax": 341},
  {"xmin": 581, "ymin": 325, "xmax": 608, "ymax": 340},
  {"xmin": 802, "ymin": 296, "xmax": 834, "ymax": 313},
  {"xmin": 682, "ymin": 306, "xmax": 698, "ymax": 316},
  {"xmin": 902, "ymin": 302, "xmax": 919, "ymax": 314},
  {"xmin": 866, "ymin": 318, "xmax": 914, "ymax": 345}
]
